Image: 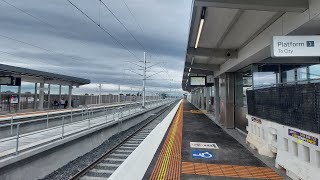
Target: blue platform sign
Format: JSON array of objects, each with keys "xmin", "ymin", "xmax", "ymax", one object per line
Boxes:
[{"xmin": 192, "ymin": 150, "xmax": 213, "ymax": 159}]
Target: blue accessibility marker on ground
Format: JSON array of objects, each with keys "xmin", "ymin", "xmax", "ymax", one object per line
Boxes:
[{"xmin": 192, "ymin": 150, "xmax": 214, "ymax": 159}]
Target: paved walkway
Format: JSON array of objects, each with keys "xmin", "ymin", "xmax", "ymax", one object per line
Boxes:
[{"xmin": 145, "ymin": 101, "xmax": 283, "ymax": 180}]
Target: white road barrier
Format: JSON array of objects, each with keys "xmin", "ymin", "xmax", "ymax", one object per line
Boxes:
[{"xmin": 246, "ymin": 114, "xmax": 320, "ymax": 180}]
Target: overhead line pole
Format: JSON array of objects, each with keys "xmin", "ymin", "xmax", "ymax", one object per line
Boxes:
[
  {"xmin": 142, "ymin": 52, "xmax": 146, "ymax": 108},
  {"xmin": 98, "ymin": 83, "xmax": 102, "ymax": 104}
]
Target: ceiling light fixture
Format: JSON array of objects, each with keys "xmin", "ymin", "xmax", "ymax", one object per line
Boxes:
[{"xmin": 195, "ymin": 7, "xmax": 206, "ymax": 49}]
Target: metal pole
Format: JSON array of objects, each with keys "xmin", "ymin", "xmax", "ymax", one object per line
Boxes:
[
  {"xmin": 18, "ymin": 85, "xmax": 21, "ymax": 111},
  {"xmin": 82, "ymin": 108, "xmax": 84, "ymax": 120},
  {"xmin": 61, "ymin": 116, "xmax": 65, "ymax": 138},
  {"xmin": 59, "ymin": 85, "xmax": 62, "ymax": 104},
  {"xmin": 118, "ymin": 84, "xmax": 121, "ymax": 103},
  {"xmin": 0, "ymin": 85, "xmax": 2, "ymax": 111},
  {"xmin": 106, "ymin": 107, "xmax": 108, "ymax": 122},
  {"xmin": 129, "ymin": 104, "xmax": 131, "ymax": 115},
  {"xmin": 34, "ymin": 83, "xmax": 37, "ymax": 110},
  {"xmin": 142, "ymin": 52, "xmax": 146, "ymax": 108},
  {"xmin": 47, "ymin": 84, "xmax": 51, "ymax": 109},
  {"xmin": 16, "ymin": 124, "xmax": 20, "ymax": 155},
  {"xmin": 11, "ymin": 114, "xmax": 13, "ymax": 135},
  {"xmin": 88, "ymin": 114, "xmax": 91, "ymax": 129},
  {"xmin": 46, "ymin": 112, "xmax": 49, "ymax": 128},
  {"xmin": 70, "ymin": 109, "xmax": 73, "ymax": 122},
  {"xmin": 99, "ymin": 83, "xmax": 102, "ymax": 104}
]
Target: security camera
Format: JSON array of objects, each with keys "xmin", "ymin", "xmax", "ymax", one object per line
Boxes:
[{"xmin": 225, "ymin": 51, "xmax": 232, "ymax": 58}]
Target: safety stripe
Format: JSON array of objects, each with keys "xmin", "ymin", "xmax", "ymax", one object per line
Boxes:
[
  {"xmin": 181, "ymin": 162, "xmax": 283, "ymax": 179},
  {"xmin": 150, "ymin": 101, "xmax": 183, "ymax": 180}
]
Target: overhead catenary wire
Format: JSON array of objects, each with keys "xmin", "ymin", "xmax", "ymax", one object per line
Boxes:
[
  {"xmin": 121, "ymin": 0, "xmax": 144, "ymax": 34},
  {"xmin": 119, "ymin": 0, "xmax": 163, "ymax": 59},
  {"xmin": 0, "ymin": 34, "xmax": 51, "ymax": 52},
  {"xmin": 66, "ymin": 0, "xmax": 141, "ymax": 61},
  {"xmin": 0, "ymin": 0, "xmax": 57, "ymax": 31},
  {"xmin": 99, "ymin": 0, "xmax": 145, "ymax": 52}
]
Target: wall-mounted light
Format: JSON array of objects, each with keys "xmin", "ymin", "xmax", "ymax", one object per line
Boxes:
[
  {"xmin": 189, "ymin": 67, "xmax": 192, "ymax": 73},
  {"xmin": 188, "ymin": 73, "xmax": 190, "ymax": 76},
  {"xmin": 191, "ymin": 56, "xmax": 194, "ymax": 65},
  {"xmin": 195, "ymin": 7, "xmax": 206, "ymax": 49}
]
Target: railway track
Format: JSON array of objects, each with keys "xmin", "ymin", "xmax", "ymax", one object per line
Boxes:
[{"xmin": 70, "ymin": 101, "xmax": 176, "ymax": 180}]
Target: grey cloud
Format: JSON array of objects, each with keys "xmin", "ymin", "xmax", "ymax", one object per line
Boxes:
[{"xmin": 0, "ymin": 0, "xmax": 192, "ymax": 93}]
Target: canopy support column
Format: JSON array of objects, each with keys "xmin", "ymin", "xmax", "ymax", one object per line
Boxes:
[{"xmin": 68, "ymin": 85, "xmax": 72, "ymax": 108}]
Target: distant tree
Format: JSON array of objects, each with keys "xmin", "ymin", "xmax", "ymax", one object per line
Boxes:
[{"xmin": 84, "ymin": 93, "xmax": 89, "ymax": 95}]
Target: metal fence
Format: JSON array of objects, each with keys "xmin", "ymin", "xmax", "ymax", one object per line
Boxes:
[
  {"xmin": 247, "ymin": 83, "xmax": 320, "ymax": 134},
  {"xmin": 0, "ymin": 93, "xmax": 158, "ymax": 113}
]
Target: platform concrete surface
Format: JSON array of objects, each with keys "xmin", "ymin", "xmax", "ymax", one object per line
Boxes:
[{"xmin": 144, "ymin": 101, "xmax": 284, "ymax": 180}]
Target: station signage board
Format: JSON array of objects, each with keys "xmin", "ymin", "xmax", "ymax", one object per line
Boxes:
[
  {"xmin": 0, "ymin": 76, "xmax": 21, "ymax": 86},
  {"xmin": 190, "ymin": 76, "xmax": 206, "ymax": 86},
  {"xmin": 272, "ymin": 36, "xmax": 320, "ymax": 57},
  {"xmin": 206, "ymin": 75, "xmax": 214, "ymax": 86}
]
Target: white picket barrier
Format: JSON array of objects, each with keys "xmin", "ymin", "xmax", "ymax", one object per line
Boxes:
[{"xmin": 246, "ymin": 114, "xmax": 320, "ymax": 180}]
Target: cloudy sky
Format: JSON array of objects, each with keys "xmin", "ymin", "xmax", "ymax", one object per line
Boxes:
[{"xmin": 0, "ymin": 0, "xmax": 192, "ymax": 95}]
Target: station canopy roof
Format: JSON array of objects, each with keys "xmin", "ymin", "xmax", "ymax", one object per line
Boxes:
[
  {"xmin": 182, "ymin": 0, "xmax": 310, "ymax": 91},
  {"xmin": 0, "ymin": 63, "xmax": 90, "ymax": 86}
]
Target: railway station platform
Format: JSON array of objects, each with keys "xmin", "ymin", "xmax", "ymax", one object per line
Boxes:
[
  {"xmin": 110, "ymin": 100, "xmax": 285, "ymax": 180},
  {"xmin": 145, "ymin": 100, "xmax": 283, "ymax": 180}
]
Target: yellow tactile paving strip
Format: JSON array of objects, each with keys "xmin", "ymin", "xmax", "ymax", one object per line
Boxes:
[
  {"xmin": 181, "ymin": 162, "xmax": 283, "ymax": 179},
  {"xmin": 149, "ymin": 101, "xmax": 184, "ymax": 180}
]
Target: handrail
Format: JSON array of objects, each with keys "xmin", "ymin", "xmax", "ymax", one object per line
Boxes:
[
  {"xmin": 0, "ymin": 101, "xmax": 151, "ymax": 128},
  {"xmin": 0, "ymin": 101, "xmax": 142, "ymax": 120}
]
